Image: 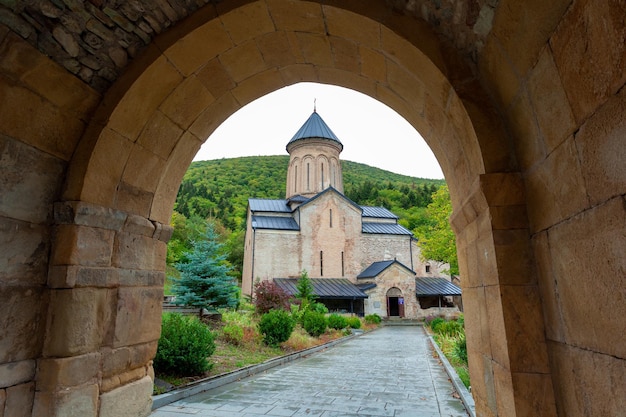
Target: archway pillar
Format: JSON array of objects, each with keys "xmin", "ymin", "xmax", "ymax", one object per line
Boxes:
[
  {"xmin": 452, "ymin": 173, "xmax": 557, "ymax": 417},
  {"xmin": 33, "ymin": 201, "xmax": 171, "ymax": 416}
]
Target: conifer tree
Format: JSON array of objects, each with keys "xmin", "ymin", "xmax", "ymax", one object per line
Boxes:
[{"xmin": 173, "ymin": 223, "xmax": 239, "ymax": 310}]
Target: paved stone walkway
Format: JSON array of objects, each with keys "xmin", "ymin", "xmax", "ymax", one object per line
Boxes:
[{"xmin": 151, "ymin": 326, "xmax": 469, "ymax": 417}]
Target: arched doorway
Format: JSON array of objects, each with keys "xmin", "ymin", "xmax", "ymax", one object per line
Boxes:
[{"xmin": 386, "ymin": 287, "xmax": 405, "ymax": 318}]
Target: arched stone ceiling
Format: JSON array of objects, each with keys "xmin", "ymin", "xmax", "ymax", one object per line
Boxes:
[
  {"xmin": 60, "ymin": 0, "xmax": 499, "ymax": 225},
  {"xmin": 0, "ymin": 1, "xmax": 498, "ymax": 92}
]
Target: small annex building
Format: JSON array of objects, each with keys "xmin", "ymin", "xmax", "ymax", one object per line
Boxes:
[{"xmin": 241, "ymin": 109, "xmax": 460, "ymax": 319}]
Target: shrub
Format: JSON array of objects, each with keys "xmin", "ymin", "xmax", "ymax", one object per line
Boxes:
[
  {"xmin": 222, "ymin": 324, "xmax": 244, "ymax": 345},
  {"xmin": 302, "ymin": 311, "xmax": 328, "ymax": 337},
  {"xmin": 328, "ymin": 314, "xmax": 348, "ymax": 330},
  {"xmin": 452, "ymin": 335, "xmax": 468, "ymax": 365},
  {"xmin": 429, "ymin": 317, "xmax": 445, "ymax": 332},
  {"xmin": 154, "ymin": 313, "xmax": 215, "ymax": 376},
  {"xmin": 364, "ymin": 314, "xmax": 381, "ymax": 324},
  {"xmin": 253, "ymin": 280, "xmax": 291, "ymax": 315},
  {"xmin": 346, "ymin": 317, "xmax": 361, "ymax": 329},
  {"xmin": 259, "ymin": 310, "xmax": 295, "ymax": 347},
  {"xmin": 311, "ymin": 302, "xmax": 329, "ymax": 314},
  {"xmin": 438, "ymin": 320, "xmax": 464, "ymax": 337}
]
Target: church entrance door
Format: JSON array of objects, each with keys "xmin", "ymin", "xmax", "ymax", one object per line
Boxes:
[{"xmin": 386, "ymin": 288, "xmax": 404, "ymax": 318}]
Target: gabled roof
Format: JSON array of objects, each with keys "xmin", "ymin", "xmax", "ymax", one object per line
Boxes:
[
  {"xmin": 357, "ymin": 260, "xmax": 415, "ymax": 279},
  {"xmin": 249, "ymin": 199, "xmax": 291, "ymax": 213},
  {"xmin": 362, "ymin": 223, "xmax": 412, "ymax": 235},
  {"xmin": 274, "ymin": 278, "xmax": 368, "ymax": 299},
  {"xmin": 298, "ymin": 186, "xmax": 362, "ymax": 213},
  {"xmin": 361, "ymin": 206, "xmax": 399, "ymax": 219},
  {"xmin": 287, "ymin": 111, "xmax": 343, "ymax": 149},
  {"xmin": 415, "ymin": 277, "xmax": 462, "ymax": 296},
  {"xmin": 251, "ymin": 216, "xmax": 299, "ymax": 231}
]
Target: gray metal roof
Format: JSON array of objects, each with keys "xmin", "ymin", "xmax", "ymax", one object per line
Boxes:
[
  {"xmin": 287, "ymin": 111, "xmax": 343, "ymax": 149},
  {"xmin": 361, "ymin": 206, "xmax": 399, "ymax": 219},
  {"xmin": 415, "ymin": 277, "xmax": 462, "ymax": 296},
  {"xmin": 356, "ymin": 283, "xmax": 377, "ymax": 292},
  {"xmin": 249, "ymin": 199, "xmax": 291, "ymax": 213},
  {"xmin": 251, "ymin": 216, "xmax": 299, "ymax": 231},
  {"xmin": 357, "ymin": 260, "xmax": 415, "ymax": 279},
  {"xmin": 362, "ymin": 222, "xmax": 413, "ymax": 235},
  {"xmin": 273, "ymin": 278, "xmax": 368, "ymax": 299}
]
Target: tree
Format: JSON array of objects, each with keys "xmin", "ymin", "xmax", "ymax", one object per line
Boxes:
[
  {"xmin": 295, "ymin": 270, "xmax": 316, "ymax": 304},
  {"xmin": 173, "ymin": 223, "xmax": 239, "ymax": 310},
  {"xmin": 415, "ymin": 185, "xmax": 459, "ymax": 276}
]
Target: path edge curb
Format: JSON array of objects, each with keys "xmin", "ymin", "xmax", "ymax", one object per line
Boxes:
[
  {"xmin": 426, "ymin": 332, "xmax": 476, "ymax": 417},
  {"xmin": 151, "ymin": 330, "xmax": 365, "ymax": 410}
]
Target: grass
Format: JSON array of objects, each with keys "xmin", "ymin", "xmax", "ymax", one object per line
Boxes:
[{"xmin": 428, "ymin": 316, "xmax": 470, "ymax": 390}]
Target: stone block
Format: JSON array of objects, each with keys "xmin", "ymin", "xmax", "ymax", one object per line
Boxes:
[
  {"xmin": 257, "ymin": 31, "xmax": 296, "ymax": 68},
  {"xmin": 489, "ymin": 205, "xmax": 528, "ymax": 230},
  {"xmin": 129, "ymin": 342, "xmax": 158, "ymax": 369},
  {"xmin": 507, "ymin": 90, "xmax": 545, "ymax": 171},
  {"xmin": 548, "ymin": 341, "xmax": 626, "ymax": 416},
  {"xmin": 0, "ymin": 78, "xmax": 85, "ymax": 161},
  {"xmin": 51, "ymin": 224, "xmax": 114, "ymax": 267},
  {"xmin": 360, "ymin": 48, "xmax": 386, "ymax": 84},
  {"xmin": 112, "ymin": 232, "xmax": 166, "ymax": 271},
  {"xmin": 113, "ymin": 287, "xmax": 162, "ymax": 347},
  {"xmin": 159, "ymin": 75, "xmax": 215, "ymax": 129},
  {"xmin": 511, "ymin": 372, "xmax": 557, "ymax": 416},
  {"xmin": 574, "ymin": 87, "xmax": 626, "ymax": 206},
  {"xmin": 121, "ymin": 214, "xmax": 155, "ymax": 238},
  {"xmin": 0, "ymin": 135, "xmax": 65, "ymax": 224},
  {"xmin": 36, "ymin": 353, "xmax": 100, "ymax": 391},
  {"xmin": 117, "ymin": 269, "xmax": 164, "ymax": 287},
  {"xmin": 329, "ymin": 37, "xmax": 359, "ymax": 73},
  {"xmin": 108, "ymin": 55, "xmax": 182, "ymax": 140},
  {"xmin": 136, "ymin": 110, "xmax": 183, "ymax": 160},
  {"xmin": 478, "ymin": 35, "xmax": 520, "ymax": 109},
  {"xmin": 54, "ymin": 201, "xmax": 127, "ymax": 230},
  {"xmin": 548, "ymin": 196, "xmax": 626, "ymax": 358},
  {"xmin": 32, "ymin": 383, "xmax": 98, "ymax": 417},
  {"xmin": 43, "ymin": 288, "xmax": 115, "ymax": 357},
  {"xmin": 220, "ymin": 1, "xmax": 274, "ymax": 45},
  {"xmin": 5, "ymin": 382, "xmax": 34, "ymax": 417},
  {"xmin": 163, "ymin": 19, "xmax": 232, "ymax": 77},
  {"xmin": 475, "ymin": 234, "xmax": 498, "ymax": 286},
  {"xmin": 230, "ymin": 68, "xmax": 285, "ymax": 108},
  {"xmin": 295, "ymin": 32, "xmax": 333, "ymax": 67},
  {"xmin": 150, "ymin": 131, "xmax": 202, "ymax": 224},
  {"xmin": 527, "ymin": 46, "xmax": 576, "ymax": 153},
  {"xmin": 267, "ymin": 0, "xmax": 324, "ymax": 34},
  {"xmin": 114, "ymin": 181, "xmax": 153, "ymax": 217},
  {"xmin": 101, "ymin": 366, "xmax": 146, "ymax": 393},
  {"xmin": 479, "ymin": 173, "xmax": 525, "ymax": 207},
  {"xmin": 493, "ymin": 229, "xmax": 537, "ymax": 286},
  {"xmin": 48, "ymin": 265, "xmax": 118, "ymax": 289},
  {"xmin": 195, "ymin": 58, "xmax": 236, "ymax": 99},
  {"xmin": 189, "ymin": 92, "xmax": 239, "ymax": 143},
  {"xmin": 484, "ymin": 285, "xmax": 510, "ymax": 368},
  {"xmin": 219, "ymin": 41, "xmax": 267, "ymax": 83},
  {"xmin": 324, "ymin": 5, "xmax": 380, "ymax": 49},
  {"xmin": 98, "ymin": 375, "xmax": 152, "ymax": 417},
  {"xmin": 317, "ymin": 67, "xmax": 376, "ymax": 98},
  {"xmin": 551, "ymin": 0, "xmax": 626, "ymax": 123},
  {"xmin": 387, "ymin": 61, "xmax": 425, "ymax": 110},
  {"xmin": 491, "ymin": 361, "xmax": 515, "ymax": 417},
  {"xmin": 500, "ymin": 285, "xmax": 551, "ymax": 373},
  {"xmin": 79, "ymin": 127, "xmax": 133, "ymax": 207},
  {"xmin": 531, "ymin": 231, "xmax": 565, "ymax": 343},
  {"xmin": 0, "ymin": 360, "xmax": 35, "ymax": 389},
  {"xmin": 524, "ymin": 136, "xmax": 589, "ymax": 233},
  {"xmin": 0, "ymin": 389, "xmax": 5, "ymax": 417},
  {"xmin": 279, "ymin": 63, "xmax": 318, "ymax": 85},
  {"xmin": 152, "ymin": 222, "xmax": 173, "ymax": 243},
  {"xmin": 102, "ymin": 347, "xmax": 130, "ymax": 378},
  {"xmin": 0, "ymin": 217, "xmax": 49, "ymax": 286},
  {"xmin": 121, "ymin": 146, "xmax": 164, "ymax": 194},
  {"xmin": 0, "ymin": 287, "xmax": 46, "ymax": 363}
]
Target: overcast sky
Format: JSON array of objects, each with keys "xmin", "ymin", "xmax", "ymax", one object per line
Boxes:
[{"xmin": 193, "ymin": 82, "xmax": 444, "ymax": 179}]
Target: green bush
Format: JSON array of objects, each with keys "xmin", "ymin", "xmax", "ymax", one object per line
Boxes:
[
  {"xmin": 327, "ymin": 314, "xmax": 348, "ymax": 330},
  {"xmin": 311, "ymin": 302, "xmax": 329, "ymax": 314},
  {"xmin": 429, "ymin": 317, "xmax": 445, "ymax": 332},
  {"xmin": 222, "ymin": 323, "xmax": 244, "ymax": 345},
  {"xmin": 259, "ymin": 310, "xmax": 295, "ymax": 347},
  {"xmin": 452, "ymin": 335, "xmax": 468, "ymax": 365},
  {"xmin": 302, "ymin": 311, "xmax": 328, "ymax": 337},
  {"xmin": 346, "ymin": 317, "xmax": 361, "ymax": 329},
  {"xmin": 364, "ymin": 314, "xmax": 381, "ymax": 324},
  {"xmin": 438, "ymin": 320, "xmax": 464, "ymax": 337},
  {"xmin": 154, "ymin": 313, "xmax": 215, "ymax": 376}
]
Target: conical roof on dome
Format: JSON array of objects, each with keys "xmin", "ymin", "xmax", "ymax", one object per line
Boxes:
[{"xmin": 287, "ymin": 111, "xmax": 343, "ymax": 150}]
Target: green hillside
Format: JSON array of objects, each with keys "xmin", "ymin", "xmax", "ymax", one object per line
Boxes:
[{"xmin": 169, "ymin": 156, "xmax": 446, "ymax": 282}]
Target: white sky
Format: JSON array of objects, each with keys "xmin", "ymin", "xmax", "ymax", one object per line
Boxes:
[{"xmin": 193, "ymin": 82, "xmax": 444, "ymax": 179}]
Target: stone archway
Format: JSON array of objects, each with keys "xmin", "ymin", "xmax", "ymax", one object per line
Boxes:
[{"xmin": 0, "ymin": 1, "xmax": 624, "ymax": 417}]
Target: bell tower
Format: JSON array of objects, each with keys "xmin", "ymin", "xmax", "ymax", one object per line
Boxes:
[{"xmin": 285, "ymin": 110, "xmax": 344, "ymax": 200}]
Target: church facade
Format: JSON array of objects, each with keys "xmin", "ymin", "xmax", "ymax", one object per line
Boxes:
[{"xmin": 241, "ymin": 110, "xmax": 458, "ymax": 319}]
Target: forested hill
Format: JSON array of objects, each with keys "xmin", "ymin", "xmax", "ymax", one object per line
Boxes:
[{"xmin": 174, "ymin": 155, "xmax": 445, "ymax": 233}]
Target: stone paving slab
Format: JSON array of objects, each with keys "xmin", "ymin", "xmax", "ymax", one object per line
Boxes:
[{"xmin": 151, "ymin": 326, "xmax": 469, "ymax": 417}]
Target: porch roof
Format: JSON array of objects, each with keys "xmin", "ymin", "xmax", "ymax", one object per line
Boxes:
[
  {"xmin": 274, "ymin": 278, "xmax": 368, "ymax": 299},
  {"xmin": 415, "ymin": 277, "xmax": 462, "ymax": 296}
]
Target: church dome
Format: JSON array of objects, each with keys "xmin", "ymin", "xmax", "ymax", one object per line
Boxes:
[{"xmin": 286, "ymin": 111, "xmax": 343, "ymax": 152}]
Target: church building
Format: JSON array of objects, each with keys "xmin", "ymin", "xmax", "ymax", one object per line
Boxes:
[{"xmin": 241, "ymin": 110, "xmax": 460, "ymax": 319}]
